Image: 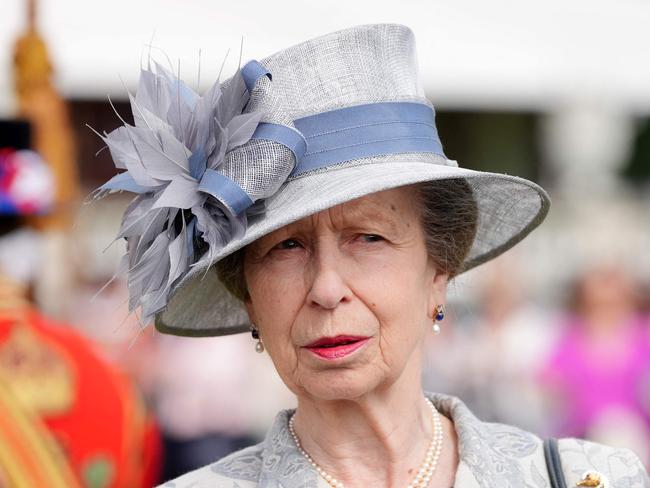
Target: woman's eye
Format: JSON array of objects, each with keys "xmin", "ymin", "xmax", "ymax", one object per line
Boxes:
[
  {"xmin": 361, "ymin": 234, "xmax": 384, "ymax": 243},
  {"xmin": 274, "ymin": 238, "xmax": 301, "ymax": 250}
]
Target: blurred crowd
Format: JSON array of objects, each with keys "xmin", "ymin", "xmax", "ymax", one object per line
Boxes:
[{"xmin": 424, "ymin": 256, "xmax": 650, "ymax": 468}]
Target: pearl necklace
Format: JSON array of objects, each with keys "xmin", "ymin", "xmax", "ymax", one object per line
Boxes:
[{"xmin": 288, "ymin": 398, "xmax": 443, "ymax": 488}]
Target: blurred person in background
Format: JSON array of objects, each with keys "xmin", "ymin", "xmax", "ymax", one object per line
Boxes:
[
  {"xmin": 423, "ymin": 254, "xmax": 557, "ymax": 434},
  {"xmin": 146, "ymin": 333, "xmax": 294, "ymax": 481},
  {"xmin": 13, "ymin": 0, "xmax": 81, "ymax": 320},
  {"xmin": 540, "ymin": 263, "xmax": 650, "ymax": 466},
  {"xmin": 0, "ymin": 119, "xmax": 162, "ymax": 488}
]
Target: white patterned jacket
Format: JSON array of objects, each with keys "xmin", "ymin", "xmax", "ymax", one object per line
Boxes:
[{"xmin": 159, "ymin": 391, "xmax": 650, "ymax": 488}]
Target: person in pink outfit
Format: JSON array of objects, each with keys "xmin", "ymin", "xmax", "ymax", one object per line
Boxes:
[{"xmin": 541, "ymin": 264, "xmax": 650, "ymax": 466}]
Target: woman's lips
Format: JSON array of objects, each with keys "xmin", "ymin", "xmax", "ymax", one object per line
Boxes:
[{"xmin": 304, "ymin": 335, "xmax": 370, "ymax": 360}]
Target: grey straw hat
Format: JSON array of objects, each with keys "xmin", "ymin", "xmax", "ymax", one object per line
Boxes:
[{"xmin": 96, "ymin": 23, "xmax": 550, "ymax": 337}]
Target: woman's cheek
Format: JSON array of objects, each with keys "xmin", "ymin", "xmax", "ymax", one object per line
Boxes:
[
  {"xmin": 250, "ymin": 257, "xmax": 299, "ymax": 301},
  {"xmin": 253, "ymin": 273, "xmax": 305, "ymax": 360}
]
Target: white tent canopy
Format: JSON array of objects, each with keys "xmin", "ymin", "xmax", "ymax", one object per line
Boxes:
[{"xmin": 1, "ymin": 0, "xmax": 650, "ymax": 114}]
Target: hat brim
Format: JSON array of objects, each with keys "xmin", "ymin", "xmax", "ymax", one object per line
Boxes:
[{"xmin": 155, "ymin": 156, "xmax": 550, "ymax": 336}]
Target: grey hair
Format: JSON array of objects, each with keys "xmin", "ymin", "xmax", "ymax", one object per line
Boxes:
[
  {"xmin": 417, "ymin": 178, "xmax": 478, "ymax": 279},
  {"xmin": 216, "ymin": 179, "xmax": 478, "ymax": 301}
]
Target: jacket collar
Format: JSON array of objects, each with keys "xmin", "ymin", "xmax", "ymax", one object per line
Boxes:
[{"xmin": 258, "ymin": 391, "xmax": 544, "ymax": 488}]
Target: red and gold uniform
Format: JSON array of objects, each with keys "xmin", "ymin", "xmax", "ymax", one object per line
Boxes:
[{"xmin": 0, "ymin": 278, "xmax": 161, "ymax": 488}]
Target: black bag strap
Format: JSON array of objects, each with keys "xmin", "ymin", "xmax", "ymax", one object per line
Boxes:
[{"xmin": 544, "ymin": 437, "xmax": 568, "ymax": 488}]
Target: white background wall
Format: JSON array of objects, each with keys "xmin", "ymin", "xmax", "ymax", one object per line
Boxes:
[{"xmin": 1, "ymin": 0, "xmax": 650, "ymax": 112}]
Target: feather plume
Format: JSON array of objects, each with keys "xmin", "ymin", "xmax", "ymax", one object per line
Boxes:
[{"xmin": 91, "ymin": 59, "xmax": 265, "ymax": 324}]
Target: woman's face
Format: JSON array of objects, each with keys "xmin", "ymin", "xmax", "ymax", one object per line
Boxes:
[{"xmin": 244, "ymin": 186, "xmax": 448, "ymax": 401}]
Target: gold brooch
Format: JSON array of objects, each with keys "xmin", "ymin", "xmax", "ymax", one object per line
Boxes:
[{"xmin": 576, "ymin": 471, "xmax": 609, "ymax": 488}]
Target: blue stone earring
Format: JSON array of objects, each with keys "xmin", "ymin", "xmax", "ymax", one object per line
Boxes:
[
  {"xmin": 250, "ymin": 325, "xmax": 265, "ymax": 353},
  {"xmin": 433, "ymin": 304, "xmax": 445, "ymax": 335}
]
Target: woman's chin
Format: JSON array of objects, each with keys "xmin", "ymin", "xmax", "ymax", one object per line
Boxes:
[{"xmin": 299, "ymin": 369, "xmax": 383, "ymax": 402}]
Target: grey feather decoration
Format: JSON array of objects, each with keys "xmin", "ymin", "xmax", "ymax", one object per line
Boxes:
[{"xmin": 91, "ymin": 60, "xmax": 266, "ymax": 325}]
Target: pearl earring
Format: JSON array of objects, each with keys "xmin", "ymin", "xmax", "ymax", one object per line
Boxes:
[
  {"xmin": 432, "ymin": 304, "xmax": 445, "ymax": 335},
  {"xmin": 250, "ymin": 325, "xmax": 265, "ymax": 353}
]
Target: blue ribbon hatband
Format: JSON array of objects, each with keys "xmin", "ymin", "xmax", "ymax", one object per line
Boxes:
[{"xmin": 290, "ymin": 101, "xmax": 444, "ymax": 176}]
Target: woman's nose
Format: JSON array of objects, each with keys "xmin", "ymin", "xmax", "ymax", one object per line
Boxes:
[{"xmin": 305, "ymin": 244, "xmax": 352, "ymax": 310}]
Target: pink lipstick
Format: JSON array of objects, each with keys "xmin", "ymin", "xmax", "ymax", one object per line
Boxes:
[{"xmin": 304, "ymin": 335, "xmax": 370, "ymax": 360}]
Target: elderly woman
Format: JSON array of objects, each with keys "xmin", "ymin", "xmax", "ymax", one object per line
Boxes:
[{"xmin": 95, "ymin": 24, "xmax": 649, "ymax": 488}]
